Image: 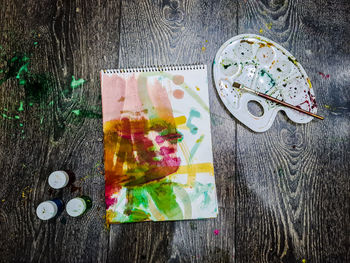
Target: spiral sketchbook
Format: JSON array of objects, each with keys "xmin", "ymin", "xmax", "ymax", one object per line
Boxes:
[{"xmin": 100, "ymin": 64, "xmax": 218, "ymax": 223}]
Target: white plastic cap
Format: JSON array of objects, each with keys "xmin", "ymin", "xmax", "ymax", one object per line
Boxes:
[
  {"xmin": 36, "ymin": 201, "xmax": 58, "ymax": 220},
  {"xmin": 66, "ymin": 198, "xmax": 87, "ymax": 217},
  {"xmin": 48, "ymin": 171, "xmax": 69, "ymax": 189}
]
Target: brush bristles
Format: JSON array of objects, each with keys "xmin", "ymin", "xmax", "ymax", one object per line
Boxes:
[{"xmin": 232, "ymin": 82, "xmax": 241, "ymax": 89}]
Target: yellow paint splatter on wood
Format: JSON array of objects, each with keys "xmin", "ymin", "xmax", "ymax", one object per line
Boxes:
[
  {"xmin": 201, "ymin": 46, "xmax": 206, "ymax": 52},
  {"xmin": 1, "ymin": 199, "xmax": 5, "ymax": 202},
  {"xmin": 259, "ymin": 28, "xmax": 263, "ymax": 33},
  {"xmin": 307, "ymin": 78, "xmax": 312, "ymax": 89},
  {"xmin": 266, "ymin": 23, "xmax": 272, "ymax": 29}
]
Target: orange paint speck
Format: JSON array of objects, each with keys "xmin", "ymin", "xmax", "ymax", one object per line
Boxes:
[
  {"xmin": 173, "ymin": 75, "xmax": 184, "ymax": 85},
  {"xmin": 173, "ymin": 89, "xmax": 184, "ymax": 99}
]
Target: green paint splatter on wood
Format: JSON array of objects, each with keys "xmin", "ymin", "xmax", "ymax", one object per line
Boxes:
[
  {"xmin": 70, "ymin": 76, "xmax": 85, "ymax": 89},
  {"xmin": 0, "ymin": 54, "xmax": 30, "ymax": 86},
  {"xmin": 72, "ymin": 109, "xmax": 102, "ymax": 119},
  {"xmin": 18, "ymin": 101, "xmax": 24, "ymax": 111},
  {"xmin": 14, "ymin": 115, "xmax": 20, "ymax": 119}
]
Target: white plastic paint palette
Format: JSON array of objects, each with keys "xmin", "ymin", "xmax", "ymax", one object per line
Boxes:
[{"xmin": 213, "ymin": 34, "xmax": 318, "ymax": 132}]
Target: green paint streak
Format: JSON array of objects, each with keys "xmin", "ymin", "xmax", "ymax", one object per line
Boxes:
[
  {"xmin": 72, "ymin": 109, "xmax": 102, "ymax": 119},
  {"xmin": 70, "ymin": 76, "xmax": 85, "ymax": 89},
  {"xmin": 0, "ymin": 54, "xmax": 30, "ymax": 86},
  {"xmin": 40, "ymin": 117, "xmax": 43, "ymax": 124},
  {"xmin": 148, "ymin": 145, "xmax": 157, "ymax": 151},
  {"xmin": 146, "ymin": 181, "xmax": 183, "ymax": 220},
  {"xmin": 48, "ymin": 100, "xmax": 54, "ymax": 106},
  {"xmin": 14, "ymin": 115, "xmax": 20, "ymax": 119},
  {"xmin": 2, "ymin": 113, "xmax": 7, "ymax": 118},
  {"xmin": 153, "ymin": 156, "xmax": 163, "ymax": 161},
  {"xmin": 189, "ymin": 135, "xmax": 205, "ymax": 162},
  {"xmin": 259, "ymin": 69, "xmax": 276, "ymax": 92},
  {"xmin": 127, "ymin": 209, "xmax": 150, "ymax": 222},
  {"xmin": 16, "ymin": 63, "xmax": 29, "ymax": 80},
  {"xmin": 128, "ymin": 187, "xmax": 149, "ymax": 208},
  {"xmin": 34, "ymin": 42, "xmax": 38, "ymax": 45},
  {"xmin": 18, "ymin": 101, "xmax": 24, "ymax": 111},
  {"xmin": 20, "ymin": 123, "xmax": 23, "ymax": 127},
  {"xmin": 186, "ymin": 108, "xmax": 201, "ymax": 135},
  {"xmin": 190, "ymin": 182, "xmax": 214, "ymax": 208}
]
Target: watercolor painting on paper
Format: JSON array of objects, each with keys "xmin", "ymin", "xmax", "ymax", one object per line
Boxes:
[{"xmin": 100, "ymin": 65, "xmax": 218, "ymax": 223}]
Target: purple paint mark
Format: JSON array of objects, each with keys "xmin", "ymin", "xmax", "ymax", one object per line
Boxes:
[{"xmin": 318, "ymin": 72, "xmax": 330, "ymax": 79}]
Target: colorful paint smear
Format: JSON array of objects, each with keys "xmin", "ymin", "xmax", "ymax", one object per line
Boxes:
[{"xmin": 101, "ymin": 66, "xmax": 217, "ymax": 223}]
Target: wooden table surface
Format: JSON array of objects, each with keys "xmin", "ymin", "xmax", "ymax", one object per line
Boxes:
[{"xmin": 0, "ymin": 0, "xmax": 349, "ymax": 262}]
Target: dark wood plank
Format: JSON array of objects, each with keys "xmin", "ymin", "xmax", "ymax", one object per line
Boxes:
[
  {"xmin": 0, "ymin": 0, "xmax": 349, "ymax": 262},
  {"xmin": 0, "ymin": 0, "xmax": 121, "ymax": 262},
  {"xmin": 235, "ymin": 0, "xmax": 350, "ymax": 262},
  {"xmin": 108, "ymin": 0, "xmax": 238, "ymax": 262}
]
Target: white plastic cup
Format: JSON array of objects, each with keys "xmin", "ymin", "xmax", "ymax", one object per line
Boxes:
[
  {"xmin": 66, "ymin": 197, "xmax": 87, "ymax": 217},
  {"xmin": 48, "ymin": 171, "xmax": 69, "ymax": 189},
  {"xmin": 36, "ymin": 201, "xmax": 58, "ymax": 220}
]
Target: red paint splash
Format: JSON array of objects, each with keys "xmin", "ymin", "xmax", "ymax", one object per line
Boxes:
[
  {"xmin": 214, "ymin": 229, "xmax": 219, "ymax": 235},
  {"xmin": 318, "ymin": 72, "xmax": 330, "ymax": 79}
]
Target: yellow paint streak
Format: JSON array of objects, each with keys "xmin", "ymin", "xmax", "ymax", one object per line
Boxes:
[
  {"xmin": 307, "ymin": 78, "xmax": 312, "ymax": 89},
  {"xmin": 148, "ymin": 193, "xmax": 166, "ymax": 220},
  {"xmin": 201, "ymin": 46, "xmax": 206, "ymax": 52},
  {"xmin": 266, "ymin": 23, "xmax": 272, "ymax": 29},
  {"xmin": 178, "ymin": 142, "xmax": 197, "ymax": 186},
  {"xmin": 259, "ymin": 28, "xmax": 263, "ymax": 33},
  {"xmin": 174, "ymin": 116, "xmax": 187, "ymax": 126},
  {"xmin": 106, "ymin": 210, "xmax": 117, "ymax": 224},
  {"xmin": 176, "ymin": 124, "xmax": 189, "ymax": 130},
  {"xmin": 172, "ymin": 162, "xmax": 214, "ymax": 176}
]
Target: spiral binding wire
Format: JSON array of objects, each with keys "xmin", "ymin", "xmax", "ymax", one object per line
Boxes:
[{"xmin": 102, "ymin": 64, "xmax": 205, "ymax": 74}]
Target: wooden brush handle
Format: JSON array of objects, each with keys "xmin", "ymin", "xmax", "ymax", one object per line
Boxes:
[{"xmin": 257, "ymin": 92, "xmax": 324, "ymax": 120}]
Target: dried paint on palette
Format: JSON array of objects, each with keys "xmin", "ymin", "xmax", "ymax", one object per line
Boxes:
[{"xmin": 101, "ymin": 67, "xmax": 218, "ymax": 223}]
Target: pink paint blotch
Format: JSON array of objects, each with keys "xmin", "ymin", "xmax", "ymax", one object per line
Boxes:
[
  {"xmin": 172, "ymin": 75, "xmax": 184, "ymax": 85},
  {"xmin": 173, "ymin": 89, "xmax": 184, "ymax": 99},
  {"xmin": 214, "ymin": 229, "xmax": 219, "ymax": 235}
]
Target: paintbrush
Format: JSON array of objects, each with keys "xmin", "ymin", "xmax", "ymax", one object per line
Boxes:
[{"xmin": 232, "ymin": 82, "xmax": 324, "ymax": 120}]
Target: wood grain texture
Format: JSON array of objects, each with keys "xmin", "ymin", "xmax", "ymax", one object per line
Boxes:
[
  {"xmin": 0, "ymin": 0, "xmax": 120, "ymax": 262},
  {"xmin": 235, "ymin": 0, "xmax": 350, "ymax": 262},
  {"xmin": 0, "ymin": 0, "xmax": 349, "ymax": 262}
]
